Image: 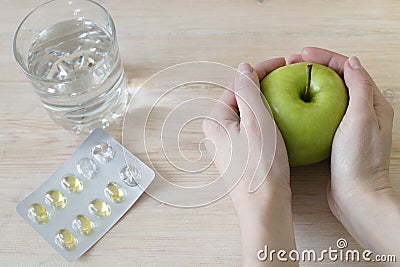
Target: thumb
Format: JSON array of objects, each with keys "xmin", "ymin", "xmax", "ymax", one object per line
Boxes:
[
  {"xmin": 234, "ymin": 63, "xmax": 277, "ymax": 193},
  {"xmin": 234, "ymin": 63, "xmax": 269, "ymax": 130},
  {"xmin": 343, "ymin": 56, "xmax": 376, "ymax": 122}
]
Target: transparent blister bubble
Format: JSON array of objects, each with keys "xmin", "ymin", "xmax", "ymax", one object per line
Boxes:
[
  {"xmin": 92, "ymin": 142, "xmax": 115, "ymax": 163},
  {"xmin": 120, "ymin": 165, "xmax": 140, "ymax": 187},
  {"xmin": 77, "ymin": 158, "xmax": 98, "ymax": 179}
]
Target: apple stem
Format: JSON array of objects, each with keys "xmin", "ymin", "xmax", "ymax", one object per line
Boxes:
[{"xmin": 304, "ymin": 63, "xmax": 313, "ymax": 102}]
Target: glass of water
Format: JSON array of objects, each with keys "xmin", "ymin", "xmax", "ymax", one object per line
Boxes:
[{"xmin": 13, "ymin": 0, "xmax": 129, "ymax": 134}]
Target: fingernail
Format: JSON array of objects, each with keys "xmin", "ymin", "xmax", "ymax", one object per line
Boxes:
[
  {"xmin": 238, "ymin": 63, "xmax": 253, "ymax": 74},
  {"xmin": 349, "ymin": 56, "xmax": 362, "ymax": 70}
]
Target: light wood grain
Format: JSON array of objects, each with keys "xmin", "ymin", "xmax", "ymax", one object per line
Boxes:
[{"xmin": 1, "ymin": 0, "xmax": 400, "ymax": 266}]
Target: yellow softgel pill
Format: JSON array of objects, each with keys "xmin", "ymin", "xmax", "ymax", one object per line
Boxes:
[
  {"xmin": 104, "ymin": 182, "xmax": 125, "ymax": 203},
  {"xmin": 73, "ymin": 215, "xmax": 94, "ymax": 236},
  {"xmin": 88, "ymin": 199, "xmax": 111, "ymax": 217},
  {"xmin": 56, "ymin": 229, "xmax": 76, "ymax": 251},
  {"xmin": 61, "ymin": 175, "xmax": 83, "ymax": 193},
  {"xmin": 28, "ymin": 203, "xmax": 49, "ymax": 224},
  {"xmin": 45, "ymin": 190, "xmax": 67, "ymax": 209}
]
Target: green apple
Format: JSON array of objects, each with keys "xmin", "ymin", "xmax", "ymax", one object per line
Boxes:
[{"xmin": 260, "ymin": 62, "xmax": 348, "ymax": 167}]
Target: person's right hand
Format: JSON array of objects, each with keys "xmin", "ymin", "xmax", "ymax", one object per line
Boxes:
[{"xmin": 289, "ymin": 47, "xmax": 399, "ymax": 262}]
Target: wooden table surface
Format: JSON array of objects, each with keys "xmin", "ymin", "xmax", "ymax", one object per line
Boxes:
[{"xmin": 1, "ymin": 1, "xmax": 400, "ymax": 266}]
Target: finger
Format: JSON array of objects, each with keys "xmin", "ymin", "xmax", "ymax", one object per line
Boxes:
[
  {"xmin": 301, "ymin": 47, "xmax": 348, "ymax": 76},
  {"xmin": 345, "ymin": 56, "xmax": 394, "ymax": 131},
  {"xmin": 253, "ymin": 57, "xmax": 286, "ymax": 80},
  {"xmin": 360, "ymin": 64, "xmax": 395, "ymax": 131},
  {"xmin": 343, "ymin": 56, "xmax": 377, "ymax": 126},
  {"xmin": 234, "ymin": 63, "xmax": 271, "ymax": 131},
  {"xmin": 287, "ymin": 53, "xmax": 303, "ymax": 64}
]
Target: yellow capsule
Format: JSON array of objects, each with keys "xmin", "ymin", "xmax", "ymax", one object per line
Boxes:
[
  {"xmin": 56, "ymin": 229, "xmax": 76, "ymax": 251},
  {"xmin": 73, "ymin": 215, "xmax": 94, "ymax": 236},
  {"xmin": 28, "ymin": 203, "xmax": 49, "ymax": 224},
  {"xmin": 105, "ymin": 182, "xmax": 125, "ymax": 203},
  {"xmin": 61, "ymin": 175, "xmax": 83, "ymax": 193},
  {"xmin": 45, "ymin": 190, "xmax": 67, "ymax": 209},
  {"xmin": 89, "ymin": 199, "xmax": 111, "ymax": 217}
]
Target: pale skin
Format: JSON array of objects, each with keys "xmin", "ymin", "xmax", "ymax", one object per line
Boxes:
[{"xmin": 202, "ymin": 47, "xmax": 399, "ymax": 266}]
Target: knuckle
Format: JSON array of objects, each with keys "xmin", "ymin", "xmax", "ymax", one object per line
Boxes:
[{"xmin": 359, "ymin": 77, "xmax": 375, "ymax": 90}]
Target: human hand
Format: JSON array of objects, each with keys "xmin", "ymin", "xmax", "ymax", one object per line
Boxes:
[
  {"xmin": 202, "ymin": 59, "xmax": 297, "ymax": 266},
  {"xmin": 289, "ymin": 47, "xmax": 399, "ymax": 261},
  {"xmin": 289, "ymin": 47, "xmax": 394, "ymax": 204},
  {"xmin": 202, "ymin": 58, "xmax": 291, "ymax": 216}
]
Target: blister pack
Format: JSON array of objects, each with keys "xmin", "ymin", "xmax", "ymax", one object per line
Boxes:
[{"xmin": 16, "ymin": 128, "xmax": 155, "ymax": 261}]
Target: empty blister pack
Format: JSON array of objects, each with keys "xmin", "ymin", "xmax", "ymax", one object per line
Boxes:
[{"xmin": 16, "ymin": 128, "xmax": 155, "ymax": 261}]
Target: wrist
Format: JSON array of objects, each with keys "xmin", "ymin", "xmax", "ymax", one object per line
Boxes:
[
  {"xmin": 332, "ymin": 186, "xmax": 398, "ymax": 221},
  {"xmin": 328, "ymin": 172, "xmax": 393, "ymax": 220},
  {"xmin": 234, "ymin": 184, "xmax": 292, "ymax": 221},
  {"xmin": 238, "ymin": 189, "xmax": 296, "ymax": 267},
  {"xmin": 329, "ymin": 187, "xmax": 400, "ymax": 257}
]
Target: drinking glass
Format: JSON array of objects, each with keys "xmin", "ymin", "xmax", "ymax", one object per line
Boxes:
[{"xmin": 13, "ymin": 0, "xmax": 129, "ymax": 133}]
